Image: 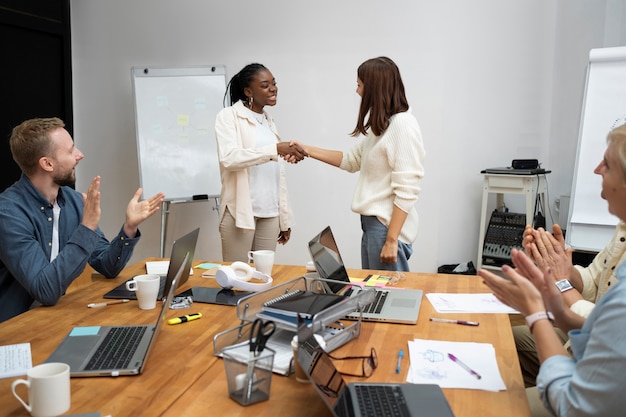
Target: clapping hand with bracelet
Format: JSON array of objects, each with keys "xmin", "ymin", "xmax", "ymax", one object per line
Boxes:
[{"xmin": 478, "ymin": 249, "xmax": 583, "ymax": 333}]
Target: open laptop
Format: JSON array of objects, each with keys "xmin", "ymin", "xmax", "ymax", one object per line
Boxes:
[
  {"xmin": 308, "ymin": 226, "xmax": 422, "ymax": 324},
  {"xmin": 103, "ymin": 227, "xmax": 199, "ymax": 300},
  {"xmin": 45, "ymin": 228, "xmax": 198, "ymax": 377},
  {"xmin": 296, "ymin": 322, "xmax": 455, "ymax": 417}
]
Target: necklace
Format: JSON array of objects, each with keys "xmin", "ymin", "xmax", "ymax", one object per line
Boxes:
[{"xmin": 250, "ymin": 109, "xmax": 265, "ymax": 124}]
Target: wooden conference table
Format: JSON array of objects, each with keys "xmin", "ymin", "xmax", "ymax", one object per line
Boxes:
[{"xmin": 0, "ymin": 259, "xmax": 530, "ymax": 417}]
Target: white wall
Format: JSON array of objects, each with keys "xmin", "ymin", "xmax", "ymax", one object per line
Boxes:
[{"xmin": 69, "ymin": 0, "xmax": 626, "ymax": 272}]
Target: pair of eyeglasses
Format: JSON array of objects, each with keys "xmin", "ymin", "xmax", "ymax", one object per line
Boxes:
[{"xmin": 325, "ymin": 347, "xmax": 378, "ymax": 378}]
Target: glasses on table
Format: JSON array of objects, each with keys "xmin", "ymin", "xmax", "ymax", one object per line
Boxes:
[{"xmin": 324, "ymin": 347, "xmax": 378, "ymax": 378}]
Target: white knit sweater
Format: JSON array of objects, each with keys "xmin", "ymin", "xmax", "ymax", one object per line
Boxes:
[{"xmin": 339, "ymin": 110, "xmax": 425, "ymax": 243}]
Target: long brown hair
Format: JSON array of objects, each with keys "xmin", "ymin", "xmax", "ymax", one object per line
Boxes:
[{"xmin": 351, "ymin": 57, "xmax": 409, "ymax": 137}]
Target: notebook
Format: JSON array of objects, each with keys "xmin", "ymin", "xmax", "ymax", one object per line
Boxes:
[
  {"xmin": 44, "ymin": 228, "xmax": 198, "ymax": 377},
  {"xmin": 263, "ymin": 292, "xmax": 346, "ymax": 319},
  {"xmin": 256, "ymin": 291, "xmax": 347, "ymax": 328},
  {"xmin": 296, "ymin": 323, "xmax": 455, "ymax": 417},
  {"xmin": 103, "ymin": 227, "xmax": 199, "ymax": 300},
  {"xmin": 308, "ymin": 226, "xmax": 422, "ymax": 324}
]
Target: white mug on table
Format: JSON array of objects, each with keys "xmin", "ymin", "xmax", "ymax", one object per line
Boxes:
[
  {"xmin": 247, "ymin": 250, "xmax": 275, "ymax": 277},
  {"xmin": 126, "ymin": 274, "xmax": 160, "ymax": 310},
  {"xmin": 11, "ymin": 362, "xmax": 71, "ymax": 417}
]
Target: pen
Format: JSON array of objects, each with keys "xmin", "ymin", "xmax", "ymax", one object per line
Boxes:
[
  {"xmin": 396, "ymin": 349, "xmax": 404, "ymax": 374},
  {"xmin": 87, "ymin": 299, "xmax": 130, "ymax": 308},
  {"xmin": 430, "ymin": 317, "xmax": 479, "ymax": 326},
  {"xmin": 167, "ymin": 313, "xmax": 202, "ymax": 325},
  {"xmin": 448, "ymin": 353, "xmax": 482, "ymax": 379}
]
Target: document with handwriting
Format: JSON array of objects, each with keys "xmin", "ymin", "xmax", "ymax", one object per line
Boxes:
[{"xmin": 0, "ymin": 342, "xmax": 32, "ymax": 378}]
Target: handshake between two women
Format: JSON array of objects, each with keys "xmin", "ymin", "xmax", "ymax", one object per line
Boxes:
[{"xmin": 277, "ymin": 141, "xmax": 308, "ymax": 164}]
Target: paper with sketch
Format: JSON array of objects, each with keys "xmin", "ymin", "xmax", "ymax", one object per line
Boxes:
[
  {"xmin": 426, "ymin": 293, "xmax": 519, "ymax": 314},
  {"xmin": 1, "ymin": 342, "xmax": 32, "ymax": 379},
  {"xmin": 407, "ymin": 339, "xmax": 506, "ymax": 391}
]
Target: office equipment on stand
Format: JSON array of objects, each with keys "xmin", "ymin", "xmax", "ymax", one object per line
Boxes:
[
  {"xmin": 308, "ymin": 226, "xmax": 422, "ymax": 324},
  {"xmin": 297, "ymin": 321, "xmax": 455, "ymax": 417},
  {"xmin": 45, "ymin": 228, "xmax": 198, "ymax": 377},
  {"xmin": 476, "ymin": 170, "xmax": 549, "ymax": 269}
]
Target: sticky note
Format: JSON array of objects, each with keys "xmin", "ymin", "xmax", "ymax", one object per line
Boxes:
[{"xmin": 70, "ymin": 327, "xmax": 101, "ymax": 336}]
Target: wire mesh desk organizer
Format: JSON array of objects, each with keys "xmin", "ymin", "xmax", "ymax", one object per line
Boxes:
[
  {"xmin": 214, "ymin": 275, "xmax": 376, "ymax": 379},
  {"xmin": 222, "ymin": 318, "xmax": 276, "ymax": 405}
]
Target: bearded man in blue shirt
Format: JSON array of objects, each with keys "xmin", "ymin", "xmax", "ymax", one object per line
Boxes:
[{"xmin": 0, "ymin": 117, "xmax": 165, "ymax": 322}]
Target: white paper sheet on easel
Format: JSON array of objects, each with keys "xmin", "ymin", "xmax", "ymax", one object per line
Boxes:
[
  {"xmin": 426, "ymin": 293, "xmax": 519, "ymax": 314},
  {"xmin": 407, "ymin": 339, "xmax": 506, "ymax": 391},
  {"xmin": 0, "ymin": 342, "xmax": 32, "ymax": 378}
]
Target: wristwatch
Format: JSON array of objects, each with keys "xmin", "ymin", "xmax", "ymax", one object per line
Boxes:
[{"xmin": 555, "ymin": 279, "xmax": 574, "ymax": 293}]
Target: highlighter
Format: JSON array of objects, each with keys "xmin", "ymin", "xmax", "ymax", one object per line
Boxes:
[{"xmin": 167, "ymin": 312, "xmax": 202, "ymax": 325}]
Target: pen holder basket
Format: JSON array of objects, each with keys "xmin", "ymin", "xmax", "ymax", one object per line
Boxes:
[{"xmin": 222, "ymin": 345, "xmax": 275, "ymax": 406}]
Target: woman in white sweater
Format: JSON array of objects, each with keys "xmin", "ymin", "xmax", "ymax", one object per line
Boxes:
[{"xmin": 294, "ymin": 57, "xmax": 425, "ymax": 271}]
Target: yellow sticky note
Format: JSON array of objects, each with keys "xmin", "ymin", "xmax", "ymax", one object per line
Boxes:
[{"xmin": 177, "ymin": 114, "xmax": 190, "ymax": 126}]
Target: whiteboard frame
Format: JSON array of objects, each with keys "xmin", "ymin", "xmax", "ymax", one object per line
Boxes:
[
  {"xmin": 566, "ymin": 47, "xmax": 626, "ymax": 252},
  {"xmin": 131, "ymin": 65, "xmax": 227, "ymax": 202}
]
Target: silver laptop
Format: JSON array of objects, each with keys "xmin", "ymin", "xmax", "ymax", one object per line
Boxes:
[
  {"xmin": 45, "ymin": 228, "xmax": 198, "ymax": 377},
  {"xmin": 103, "ymin": 227, "xmax": 199, "ymax": 300},
  {"xmin": 296, "ymin": 322, "xmax": 455, "ymax": 417},
  {"xmin": 308, "ymin": 226, "xmax": 422, "ymax": 324}
]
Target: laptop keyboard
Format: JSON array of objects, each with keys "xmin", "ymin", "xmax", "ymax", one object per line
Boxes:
[
  {"xmin": 85, "ymin": 326, "xmax": 147, "ymax": 370},
  {"xmin": 362, "ymin": 290, "xmax": 388, "ymax": 314},
  {"xmin": 355, "ymin": 384, "xmax": 410, "ymax": 417}
]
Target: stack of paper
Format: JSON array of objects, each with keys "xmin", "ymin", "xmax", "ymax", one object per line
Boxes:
[{"xmin": 426, "ymin": 293, "xmax": 519, "ymax": 314}]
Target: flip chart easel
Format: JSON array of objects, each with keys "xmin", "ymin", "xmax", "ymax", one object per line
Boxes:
[{"xmin": 131, "ymin": 66, "xmax": 226, "ymax": 255}]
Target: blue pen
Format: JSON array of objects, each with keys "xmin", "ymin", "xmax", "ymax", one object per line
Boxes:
[{"xmin": 396, "ymin": 349, "xmax": 404, "ymax": 374}]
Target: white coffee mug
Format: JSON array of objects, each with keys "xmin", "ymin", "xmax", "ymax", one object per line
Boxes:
[
  {"xmin": 247, "ymin": 250, "xmax": 275, "ymax": 277},
  {"xmin": 126, "ymin": 274, "xmax": 160, "ymax": 310},
  {"xmin": 11, "ymin": 362, "xmax": 71, "ymax": 417}
]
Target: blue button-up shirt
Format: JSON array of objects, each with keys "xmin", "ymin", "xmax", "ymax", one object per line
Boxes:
[
  {"xmin": 537, "ymin": 262, "xmax": 626, "ymax": 416},
  {"xmin": 0, "ymin": 175, "xmax": 140, "ymax": 322}
]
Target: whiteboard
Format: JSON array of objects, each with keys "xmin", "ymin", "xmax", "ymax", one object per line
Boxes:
[
  {"xmin": 132, "ymin": 66, "xmax": 226, "ymax": 201},
  {"xmin": 567, "ymin": 47, "xmax": 626, "ymax": 251}
]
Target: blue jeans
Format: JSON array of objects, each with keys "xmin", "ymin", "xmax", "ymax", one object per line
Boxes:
[{"xmin": 360, "ymin": 215, "xmax": 413, "ymax": 272}]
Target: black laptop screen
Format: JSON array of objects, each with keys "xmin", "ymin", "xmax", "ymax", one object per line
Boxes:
[{"xmin": 308, "ymin": 226, "xmax": 350, "ymax": 293}]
